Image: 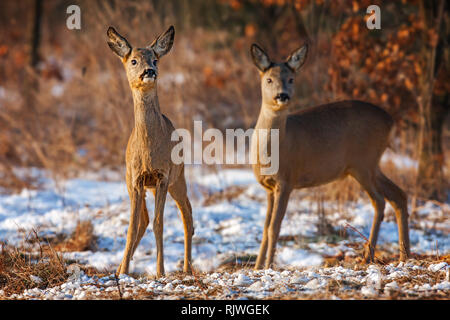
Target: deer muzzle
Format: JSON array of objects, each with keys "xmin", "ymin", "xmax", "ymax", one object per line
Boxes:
[
  {"xmin": 274, "ymin": 93, "xmax": 290, "ymax": 106},
  {"xmin": 141, "ymin": 68, "xmax": 157, "ymax": 82}
]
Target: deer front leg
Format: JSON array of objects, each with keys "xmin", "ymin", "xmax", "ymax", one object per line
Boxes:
[
  {"xmin": 255, "ymin": 191, "xmax": 274, "ymax": 270},
  {"xmin": 265, "ymin": 185, "xmax": 291, "ymax": 269},
  {"xmin": 352, "ymin": 170, "xmax": 386, "ymax": 263},
  {"xmin": 154, "ymin": 176, "xmax": 169, "ymax": 277},
  {"xmin": 117, "ymin": 187, "xmax": 144, "ymax": 275}
]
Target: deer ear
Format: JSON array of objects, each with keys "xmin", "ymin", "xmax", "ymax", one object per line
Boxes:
[
  {"xmin": 107, "ymin": 27, "xmax": 132, "ymax": 59},
  {"xmin": 150, "ymin": 26, "xmax": 175, "ymax": 58},
  {"xmin": 286, "ymin": 44, "xmax": 308, "ymax": 72},
  {"xmin": 250, "ymin": 44, "xmax": 272, "ymax": 72}
]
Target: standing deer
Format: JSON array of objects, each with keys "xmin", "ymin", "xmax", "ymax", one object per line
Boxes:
[
  {"xmin": 250, "ymin": 43, "xmax": 411, "ymax": 269},
  {"xmin": 107, "ymin": 26, "xmax": 194, "ymax": 276}
]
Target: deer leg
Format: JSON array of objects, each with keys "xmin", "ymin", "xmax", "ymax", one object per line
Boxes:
[
  {"xmin": 265, "ymin": 185, "xmax": 291, "ymax": 269},
  {"xmin": 153, "ymin": 177, "xmax": 169, "ymax": 277},
  {"xmin": 255, "ymin": 190, "xmax": 274, "ymax": 270},
  {"xmin": 117, "ymin": 196, "xmax": 149, "ymax": 273},
  {"xmin": 129, "ymin": 196, "xmax": 150, "ymax": 259},
  {"xmin": 353, "ymin": 171, "xmax": 385, "ymax": 263},
  {"xmin": 169, "ymin": 174, "xmax": 194, "ymax": 274},
  {"xmin": 117, "ymin": 187, "xmax": 144, "ymax": 275},
  {"xmin": 375, "ymin": 170, "xmax": 411, "ymax": 261}
]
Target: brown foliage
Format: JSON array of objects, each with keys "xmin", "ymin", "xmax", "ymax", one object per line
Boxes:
[{"xmin": 0, "ymin": 0, "xmax": 447, "ymax": 199}]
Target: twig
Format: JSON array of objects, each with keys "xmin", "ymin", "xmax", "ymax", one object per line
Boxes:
[
  {"xmin": 114, "ymin": 273, "xmax": 123, "ymax": 300},
  {"xmin": 435, "ymin": 240, "xmax": 440, "ymax": 260},
  {"xmin": 343, "ymin": 222, "xmax": 387, "ymax": 265},
  {"xmin": 189, "ymin": 265, "xmax": 209, "ymax": 300}
]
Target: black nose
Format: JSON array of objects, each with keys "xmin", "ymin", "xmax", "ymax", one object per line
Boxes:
[
  {"xmin": 146, "ymin": 69, "xmax": 156, "ymax": 77},
  {"xmin": 276, "ymin": 93, "xmax": 290, "ymax": 102},
  {"xmin": 142, "ymin": 68, "xmax": 156, "ymax": 78}
]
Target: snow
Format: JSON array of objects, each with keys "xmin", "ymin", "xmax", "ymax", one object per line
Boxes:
[
  {"xmin": 4, "ymin": 258, "xmax": 449, "ymax": 300},
  {"xmin": 366, "ymin": 265, "xmax": 383, "ymax": 289},
  {"xmin": 276, "ymin": 248, "xmax": 323, "ymax": 268},
  {"xmin": 0, "ymin": 161, "xmax": 448, "ymax": 299},
  {"xmin": 428, "ymin": 262, "xmax": 448, "ymax": 272},
  {"xmin": 380, "ymin": 149, "xmax": 418, "ymax": 170}
]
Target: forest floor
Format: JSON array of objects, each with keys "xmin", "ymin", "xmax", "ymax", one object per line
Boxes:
[{"xmin": 0, "ymin": 160, "xmax": 448, "ymax": 300}]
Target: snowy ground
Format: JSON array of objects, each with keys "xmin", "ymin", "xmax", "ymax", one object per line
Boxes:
[
  {"xmin": 0, "ymin": 159, "xmax": 449, "ymax": 299},
  {"xmin": 6, "ymin": 260, "xmax": 449, "ymax": 300}
]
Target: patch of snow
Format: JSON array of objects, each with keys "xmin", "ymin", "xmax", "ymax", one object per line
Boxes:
[
  {"xmin": 361, "ymin": 286, "xmax": 378, "ymax": 297},
  {"xmin": 428, "ymin": 262, "xmax": 448, "ymax": 272},
  {"xmin": 276, "ymin": 247, "xmax": 323, "ymax": 268}
]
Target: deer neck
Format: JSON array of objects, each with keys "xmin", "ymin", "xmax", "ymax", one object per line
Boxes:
[
  {"xmin": 255, "ymin": 105, "xmax": 288, "ymax": 139},
  {"xmin": 132, "ymin": 88, "xmax": 163, "ymax": 141}
]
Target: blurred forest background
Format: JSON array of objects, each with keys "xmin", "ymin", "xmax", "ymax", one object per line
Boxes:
[{"xmin": 0, "ymin": 0, "xmax": 448, "ymax": 203}]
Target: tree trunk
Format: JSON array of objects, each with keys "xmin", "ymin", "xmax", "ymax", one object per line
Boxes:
[
  {"xmin": 23, "ymin": 0, "xmax": 42, "ymax": 113},
  {"xmin": 416, "ymin": 0, "xmax": 448, "ymax": 200},
  {"xmin": 417, "ymin": 94, "xmax": 448, "ymax": 200}
]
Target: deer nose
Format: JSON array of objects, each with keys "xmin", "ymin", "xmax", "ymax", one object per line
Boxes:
[
  {"xmin": 142, "ymin": 68, "xmax": 156, "ymax": 79},
  {"xmin": 275, "ymin": 93, "xmax": 290, "ymax": 102},
  {"xmin": 146, "ymin": 69, "xmax": 156, "ymax": 78}
]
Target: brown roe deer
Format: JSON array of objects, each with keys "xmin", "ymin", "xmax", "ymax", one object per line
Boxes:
[
  {"xmin": 107, "ymin": 26, "xmax": 193, "ymax": 277},
  {"xmin": 249, "ymin": 43, "xmax": 411, "ymax": 269}
]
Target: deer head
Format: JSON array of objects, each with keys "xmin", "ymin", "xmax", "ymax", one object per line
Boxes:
[
  {"xmin": 107, "ymin": 26, "xmax": 175, "ymax": 92},
  {"xmin": 251, "ymin": 43, "xmax": 308, "ymax": 111}
]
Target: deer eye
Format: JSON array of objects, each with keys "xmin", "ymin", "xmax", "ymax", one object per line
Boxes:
[
  {"xmin": 267, "ymin": 78, "xmax": 272, "ymax": 84},
  {"xmin": 153, "ymin": 60, "xmax": 158, "ymax": 67},
  {"xmin": 288, "ymin": 78, "xmax": 294, "ymax": 84},
  {"xmin": 131, "ymin": 59, "xmax": 137, "ymax": 65}
]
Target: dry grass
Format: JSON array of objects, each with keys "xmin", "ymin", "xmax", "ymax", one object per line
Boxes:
[
  {"xmin": 53, "ymin": 220, "xmax": 97, "ymax": 253},
  {"xmin": 202, "ymin": 185, "xmax": 247, "ymax": 206},
  {"xmin": 0, "ymin": 220, "xmax": 98, "ymax": 296},
  {"xmin": 0, "ymin": 235, "xmax": 447, "ymax": 300},
  {"xmin": 0, "ymin": 241, "xmax": 68, "ymax": 296}
]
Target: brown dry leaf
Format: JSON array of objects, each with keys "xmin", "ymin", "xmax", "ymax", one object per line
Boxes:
[
  {"xmin": 0, "ymin": 45, "xmax": 8, "ymax": 57},
  {"xmin": 414, "ymin": 62, "xmax": 422, "ymax": 76},
  {"xmin": 244, "ymin": 24, "xmax": 256, "ymax": 38},
  {"xmin": 397, "ymin": 29, "xmax": 409, "ymax": 40},
  {"xmin": 339, "ymin": 59, "xmax": 350, "ymax": 68},
  {"xmin": 404, "ymin": 78, "xmax": 414, "ymax": 90},
  {"xmin": 428, "ymin": 29, "xmax": 439, "ymax": 47},
  {"xmin": 229, "ymin": 0, "xmax": 242, "ymax": 10}
]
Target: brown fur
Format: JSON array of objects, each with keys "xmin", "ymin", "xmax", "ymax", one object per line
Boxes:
[
  {"xmin": 250, "ymin": 44, "xmax": 411, "ymax": 269},
  {"xmin": 107, "ymin": 26, "xmax": 193, "ymax": 276}
]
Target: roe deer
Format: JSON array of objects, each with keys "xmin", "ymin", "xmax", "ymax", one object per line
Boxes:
[
  {"xmin": 250, "ymin": 43, "xmax": 411, "ymax": 269},
  {"xmin": 107, "ymin": 26, "xmax": 193, "ymax": 276}
]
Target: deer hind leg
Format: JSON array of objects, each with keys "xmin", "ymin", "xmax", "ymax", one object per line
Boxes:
[
  {"xmin": 255, "ymin": 190, "xmax": 274, "ymax": 270},
  {"xmin": 117, "ymin": 187, "xmax": 144, "ymax": 275},
  {"xmin": 375, "ymin": 169, "xmax": 411, "ymax": 261},
  {"xmin": 169, "ymin": 173, "xmax": 194, "ymax": 274},
  {"xmin": 153, "ymin": 177, "xmax": 169, "ymax": 277},
  {"xmin": 265, "ymin": 185, "xmax": 291, "ymax": 269},
  {"xmin": 352, "ymin": 170, "xmax": 386, "ymax": 263}
]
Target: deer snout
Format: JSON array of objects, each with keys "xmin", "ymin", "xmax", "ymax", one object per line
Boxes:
[
  {"xmin": 274, "ymin": 93, "xmax": 290, "ymax": 104},
  {"xmin": 141, "ymin": 68, "xmax": 157, "ymax": 81}
]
